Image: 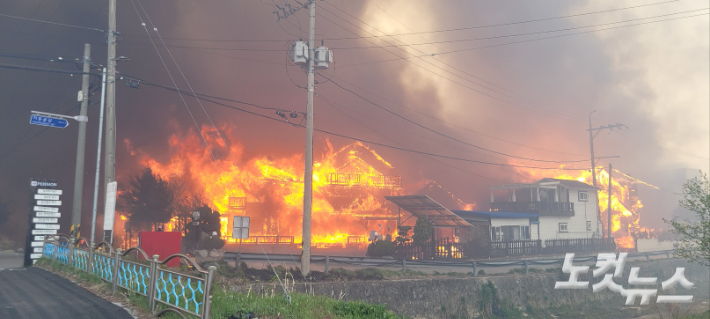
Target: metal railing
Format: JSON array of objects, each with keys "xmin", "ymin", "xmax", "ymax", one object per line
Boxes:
[
  {"xmin": 490, "ymin": 201, "xmax": 574, "ymax": 216},
  {"xmin": 41, "ymin": 237, "xmax": 216, "ymax": 319}
]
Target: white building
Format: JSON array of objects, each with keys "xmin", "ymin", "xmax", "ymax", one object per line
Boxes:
[{"xmin": 484, "ymin": 178, "xmax": 603, "ymax": 242}]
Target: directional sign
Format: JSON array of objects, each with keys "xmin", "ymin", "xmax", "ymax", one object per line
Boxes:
[
  {"xmin": 33, "ymin": 235, "xmax": 56, "ymax": 241},
  {"xmin": 35, "ymin": 224, "xmax": 60, "ymax": 230},
  {"xmin": 36, "ymin": 211, "xmax": 60, "ymax": 218},
  {"xmin": 37, "ymin": 189, "xmax": 62, "ymax": 195},
  {"xmin": 29, "ymin": 115, "xmax": 69, "ymax": 129},
  {"xmin": 32, "ymin": 247, "xmax": 43, "ymax": 253},
  {"xmin": 33, "ymin": 218, "xmax": 58, "ymax": 224},
  {"xmin": 36, "ymin": 200, "xmax": 61, "ymax": 206},
  {"xmin": 30, "ymin": 242, "xmax": 44, "ymax": 247},
  {"xmin": 30, "ymin": 253, "xmax": 42, "ymax": 259},
  {"xmin": 35, "ymin": 194, "xmax": 59, "ymax": 200},
  {"xmin": 32, "ymin": 229, "xmax": 57, "ymax": 235},
  {"xmin": 34, "ymin": 206, "xmax": 59, "ymax": 212}
]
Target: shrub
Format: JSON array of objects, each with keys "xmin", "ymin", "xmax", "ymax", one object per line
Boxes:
[{"xmin": 366, "ymin": 240, "xmax": 395, "ymax": 257}]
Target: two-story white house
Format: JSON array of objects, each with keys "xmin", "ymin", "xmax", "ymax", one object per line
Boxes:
[{"xmin": 487, "ymin": 178, "xmax": 603, "ymax": 242}]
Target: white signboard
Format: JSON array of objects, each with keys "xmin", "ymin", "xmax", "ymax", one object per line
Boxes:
[
  {"xmin": 35, "ymin": 194, "xmax": 60, "ymax": 200},
  {"xmin": 232, "ymin": 216, "xmax": 250, "ymax": 239},
  {"xmin": 36, "ymin": 212, "xmax": 60, "ymax": 218},
  {"xmin": 32, "ymin": 229, "xmax": 57, "ymax": 235},
  {"xmin": 36, "ymin": 200, "xmax": 61, "ymax": 206},
  {"xmin": 37, "ymin": 189, "xmax": 62, "ymax": 195},
  {"xmin": 33, "ymin": 235, "xmax": 56, "ymax": 241},
  {"xmin": 30, "ymin": 253, "xmax": 42, "ymax": 259},
  {"xmin": 31, "ymin": 242, "xmax": 44, "ymax": 247},
  {"xmin": 103, "ymin": 181, "xmax": 118, "ymax": 231},
  {"xmin": 35, "ymin": 224, "xmax": 60, "ymax": 230},
  {"xmin": 34, "ymin": 206, "xmax": 59, "ymax": 212},
  {"xmin": 32, "ymin": 247, "xmax": 43, "ymax": 253},
  {"xmin": 33, "ymin": 218, "xmax": 58, "ymax": 224}
]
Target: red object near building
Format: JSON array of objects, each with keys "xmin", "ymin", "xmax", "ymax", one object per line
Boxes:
[{"xmin": 138, "ymin": 231, "xmax": 182, "ymax": 268}]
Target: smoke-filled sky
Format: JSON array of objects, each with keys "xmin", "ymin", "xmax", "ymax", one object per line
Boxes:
[{"xmin": 0, "ymin": 0, "xmax": 708, "ymax": 237}]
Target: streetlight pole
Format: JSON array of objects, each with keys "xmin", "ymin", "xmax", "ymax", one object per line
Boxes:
[
  {"xmin": 71, "ymin": 43, "xmax": 91, "ymax": 240},
  {"xmin": 90, "ymin": 68, "xmax": 107, "ymax": 245}
]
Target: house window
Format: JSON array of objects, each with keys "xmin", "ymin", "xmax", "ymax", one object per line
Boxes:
[
  {"xmin": 559, "ymin": 223, "xmax": 568, "ymax": 233},
  {"xmin": 522, "ymin": 226, "xmax": 530, "ymax": 240},
  {"xmin": 491, "ymin": 227, "xmax": 503, "ymax": 242},
  {"xmin": 578, "ymin": 191, "xmax": 588, "ymax": 201},
  {"xmin": 586, "ymin": 221, "xmax": 592, "ymax": 231}
]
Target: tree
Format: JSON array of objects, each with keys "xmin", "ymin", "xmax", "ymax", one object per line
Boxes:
[
  {"xmin": 118, "ymin": 167, "xmax": 175, "ymax": 231},
  {"xmin": 412, "ymin": 218, "xmax": 433, "ymax": 244},
  {"xmin": 395, "ymin": 225, "xmax": 412, "ymax": 245},
  {"xmin": 663, "ymin": 172, "xmax": 710, "ymax": 266}
]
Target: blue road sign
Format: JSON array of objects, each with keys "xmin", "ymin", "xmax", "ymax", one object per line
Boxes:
[{"xmin": 29, "ymin": 115, "xmax": 69, "ymax": 129}]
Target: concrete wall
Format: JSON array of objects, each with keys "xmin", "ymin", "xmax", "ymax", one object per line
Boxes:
[{"xmin": 230, "ymin": 259, "xmax": 709, "ymax": 319}]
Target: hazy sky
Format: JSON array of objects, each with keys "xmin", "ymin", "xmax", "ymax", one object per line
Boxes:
[{"xmin": 0, "ymin": 0, "xmax": 708, "ymax": 234}]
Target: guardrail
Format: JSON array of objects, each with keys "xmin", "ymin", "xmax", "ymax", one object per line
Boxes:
[
  {"xmin": 225, "ymin": 250, "xmax": 676, "ymax": 275},
  {"xmin": 41, "ymin": 237, "xmax": 215, "ymax": 319}
]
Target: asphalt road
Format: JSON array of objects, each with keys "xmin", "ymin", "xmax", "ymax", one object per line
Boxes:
[{"xmin": 0, "ymin": 251, "xmax": 134, "ymax": 319}]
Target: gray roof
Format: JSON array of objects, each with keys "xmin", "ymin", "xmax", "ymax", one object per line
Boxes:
[
  {"xmin": 537, "ymin": 178, "xmax": 599, "ymax": 190},
  {"xmin": 384, "ymin": 195, "xmax": 473, "ymax": 228}
]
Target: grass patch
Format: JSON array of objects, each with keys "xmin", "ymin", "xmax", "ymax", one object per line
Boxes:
[
  {"xmin": 210, "ymin": 286, "xmax": 404, "ymax": 319},
  {"xmin": 36, "ymin": 258, "xmax": 405, "ymax": 318}
]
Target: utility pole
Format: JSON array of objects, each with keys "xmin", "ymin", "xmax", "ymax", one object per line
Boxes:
[
  {"xmin": 90, "ymin": 68, "xmax": 107, "ymax": 245},
  {"xmin": 607, "ymin": 163, "xmax": 613, "ymax": 239},
  {"xmin": 71, "ymin": 43, "xmax": 91, "ymax": 240},
  {"xmin": 103, "ymin": 0, "xmax": 117, "ymax": 244},
  {"xmin": 587, "ymin": 111, "xmax": 625, "ymax": 238},
  {"xmin": 301, "ymin": 0, "xmax": 316, "ymax": 277}
]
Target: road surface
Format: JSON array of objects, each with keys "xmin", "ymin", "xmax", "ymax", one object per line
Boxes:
[{"xmin": 0, "ymin": 250, "xmax": 133, "ymax": 319}]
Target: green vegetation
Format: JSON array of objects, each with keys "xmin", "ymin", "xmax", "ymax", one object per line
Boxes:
[
  {"xmin": 664, "ymin": 172, "xmax": 710, "ymax": 266},
  {"xmin": 412, "ymin": 218, "xmax": 432, "ymax": 244},
  {"xmin": 476, "ymin": 280, "xmax": 523, "ymax": 318}
]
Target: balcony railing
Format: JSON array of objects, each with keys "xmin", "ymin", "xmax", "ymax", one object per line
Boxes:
[{"xmin": 490, "ymin": 201, "xmax": 574, "ymax": 216}]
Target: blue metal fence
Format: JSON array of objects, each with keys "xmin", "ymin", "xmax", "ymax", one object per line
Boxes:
[{"xmin": 41, "ymin": 238, "xmax": 215, "ymax": 319}]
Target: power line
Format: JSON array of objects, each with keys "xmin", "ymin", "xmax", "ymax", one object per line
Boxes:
[
  {"xmin": 0, "ymin": 12, "xmax": 106, "ymax": 32},
  {"xmin": 316, "ymin": 93, "xmax": 508, "ymax": 183},
  {"xmin": 129, "ymin": 0, "xmax": 223, "ymax": 170},
  {"xmin": 329, "ymin": 75, "xmax": 587, "ymax": 157},
  {"xmin": 328, "ymin": 79, "xmax": 588, "ymax": 164},
  {"xmin": 117, "ymin": 0, "xmax": 679, "ymax": 43},
  {"xmin": 324, "ymin": 8, "xmax": 709, "ymax": 50}
]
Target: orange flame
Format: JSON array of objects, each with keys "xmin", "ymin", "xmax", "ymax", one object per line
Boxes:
[{"xmin": 128, "ymin": 125, "xmax": 437, "ymax": 246}]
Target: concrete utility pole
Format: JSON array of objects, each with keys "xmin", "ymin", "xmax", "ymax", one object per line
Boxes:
[
  {"xmin": 587, "ymin": 111, "xmax": 625, "ymax": 238},
  {"xmin": 301, "ymin": 0, "xmax": 316, "ymax": 276},
  {"xmin": 71, "ymin": 43, "xmax": 91, "ymax": 239},
  {"xmin": 90, "ymin": 68, "xmax": 107, "ymax": 245},
  {"xmin": 607, "ymin": 163, "xmax": 613, "ymax": 239},
  {"xmin": 103, "ymin": 0, "xmax": 117, "ymax": 243}
]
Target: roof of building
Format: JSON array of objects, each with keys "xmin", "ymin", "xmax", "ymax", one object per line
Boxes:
[
  {"xmin": 452, "ymin": 210, "xmax": 540, "ymax": 219},
  {"xmin": 537, "ymin": 178, "xmax": 598, "ymax": 190},
  {"xmin": 489, "ymin": 178, "xmax": 599, "ymax": 190},
  {"xmin": 384, "ymin": 195, "xmax": 473, "ymax": 228}
]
